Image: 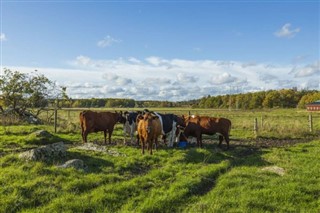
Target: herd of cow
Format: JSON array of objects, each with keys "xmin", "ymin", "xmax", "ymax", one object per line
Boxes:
[{"xmin": 79, "ymin": 109, "xmax": 232, "ymax": 154}]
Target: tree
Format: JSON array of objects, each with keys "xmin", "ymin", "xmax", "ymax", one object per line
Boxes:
[
  {"xmin": 0, "ymin": 68, "xmax": 66, "ymax": 117},
  {"xmin": 298, "ymin": 91, "xmax": 320, "ymax": 108}
]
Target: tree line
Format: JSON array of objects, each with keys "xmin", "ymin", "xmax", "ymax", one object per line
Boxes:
[
  {"xmin": 59, "ymin": 89, "xmax": 319, "ymax": 109},
  {"xmin": 197, "ymin": 89, "xmax": 320, "ymax": 109}
]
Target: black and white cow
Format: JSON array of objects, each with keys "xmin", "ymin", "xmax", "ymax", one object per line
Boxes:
[
  {"xmin": 123, "ymin": 111, "xmax": 141, "ymax": 144},
  {"xmin": 143, "ymin": 109, "xmax": 184, "ymax": 147}
]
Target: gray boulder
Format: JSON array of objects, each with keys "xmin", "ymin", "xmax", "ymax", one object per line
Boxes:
[
  {"xmin": 19, "ymin": 142, "xmax": 66, "ymax": 162},
  {"xmin": 58, "ymin": 159, "xmax": 86, "ymax": 170},
  {"xmin": 33, "ymin": 130, "xmax": 52, "ymax": 138}
]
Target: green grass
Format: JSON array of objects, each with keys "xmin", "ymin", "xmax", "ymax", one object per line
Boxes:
[
  {"xmin": 0, "ymin": 108, "xmax": 319, "ymax": 212},
  {"xmin": 1, "ymin": 136, "xmax": 319, "ymax": 212}
]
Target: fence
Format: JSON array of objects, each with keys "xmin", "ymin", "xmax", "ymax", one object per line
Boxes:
[{"xmin": 31, "ymin": 108, "xmax": 319, "ymax": 140}]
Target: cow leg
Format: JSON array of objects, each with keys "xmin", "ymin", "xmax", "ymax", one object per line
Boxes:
[
  {"xmin": 104, "ymin": 130, "xmax": 107, "ymax": 144},
  {"xmin": 225, "ymin": 134, "xmax": 230, "ymax": 149},
  {"xmin": 123, "ymin": 124, "xmax": 127, "ymax": 144},
  {"xmin": 83, "ymin": 130, "xmax": 89, "ymax": 143},
  {"xmin": 141, "ymin": 139, "xmax": 145, "ymax": 154},
  {"xmin": 218, "ymin": 135, "xmax": 224, "ymax": 147},
  {"xmin": 81, "ymin": 126, "xmax": 85, "ymax": 143},
  {"xmin": 130, "ymin": 123, "xmax": 136, "ymax": 144},
  {"xmin": 200, "ymin": 134, "xmax": 203, "ymax": 148},
  {"xmin": 149, "ymin": 141, "xmax": 153, "ymax": 155},
  {"xmin": 154, "ymin": 138, "xmax": 158, "ymax": 151},
  {"xmin": 168, "ymin": 121, "xmax": 177, "ymax": 147},
  {"xmin": 146, "ymin": 141, "xmax": 151, "ymax": 151},
  {"xmin": 196, "ymin": 133, "xmax": 201, "ymax": 148},
  {"xmin": 108, "ymin": 127, "xmax": 114, "ymax": 144}
]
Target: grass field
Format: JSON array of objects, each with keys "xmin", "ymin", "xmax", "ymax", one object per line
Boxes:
[{"xmin": 0, "ymin": 108, "xmax": 319, "ymax": 212}]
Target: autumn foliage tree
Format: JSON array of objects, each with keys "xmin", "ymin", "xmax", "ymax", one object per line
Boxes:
[{"xmin": 0, "ymin": 68, "xmax": 66, "ymax": 117}]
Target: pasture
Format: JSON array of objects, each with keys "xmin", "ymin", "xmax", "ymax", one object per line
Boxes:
[{"xmin": 0, "ymin": 108, "xmax": 319, "ymax": 212}]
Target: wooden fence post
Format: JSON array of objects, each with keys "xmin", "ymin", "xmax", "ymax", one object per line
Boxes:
[
  {"xmin": 309, "ymin": 114, "xmax": 313, "ymax": 132},
  {"xmin": 54, "ymin": 109, "xmax": 58, "ymax": 133},
  {"xmin": 254, "ymin": 118, "xmax": 258, "ymax": 137}
]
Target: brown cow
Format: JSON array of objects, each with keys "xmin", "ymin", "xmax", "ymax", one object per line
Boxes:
[
  {"xmin": 79, "ymin": 110, "xmax": 123, "ymax": 144},
  {"xmin": 137, "ymin": 112, "xmax": 162, "ymax": 154},
  {"xmin": 183, "ymin": 115, "xmax": 231, "ymax": 148}
]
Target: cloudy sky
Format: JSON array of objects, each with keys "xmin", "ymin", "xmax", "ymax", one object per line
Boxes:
[{"xmin": 1, "ymin": 1, "xmax": 319, "ymax": 101}]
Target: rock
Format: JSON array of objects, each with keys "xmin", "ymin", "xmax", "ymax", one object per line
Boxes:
[
  {"xmin": 76, "ymin": 143, "xmax": 107, "ymax": 152},
  {"xmin": 19, "ymin": 142, "xmax": 66, "ymax": 162},
  {"xmin": 33, "ymin": 130, "xmax": 52, "ymax": 138},
  {"xmin": 262, "ymin": 166, "xmax": 285, "ymax": 176},
  {"xmin": 58, "ymin": 159, "xmax": 86, "ymax": 170},
  {"xmin": 75, "ymin": 143, "xmax": 126, "ymax": 157}
]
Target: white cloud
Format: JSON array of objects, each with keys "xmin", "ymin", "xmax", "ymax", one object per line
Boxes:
[
  {"xmin": 209, "ymin": 72, "xmax": 237, "ymax": 85},
  {"xmin": 145, "ymin": 56, "xmax": 171, "ymax": 68},
  {"xmin": 6, "ymin": 57, "xmax": 319, "ymax": 101},
  {"xmin": 102, "ymin": 73, "xmax": 132, "ymax": 86},
  {"xmin": 259, "ymin": 73, "xmax": 278, "ymax": 83},
  {"xmin": 293, "ymin": 61, "xmax": 320, "ymax": 77},
  {"xmin": 0, "ymin": 33, "xmax": 6, "ymax": 41},
  {"xmin": 177, "ymin": 73, "xmax": 198, "ymax": 83},
  {"xmin": 128, "ymin": 57, "xmax": 141, "ymax": 64},
  {"xmin": 274, "ymin": 23, "xmax": 300, "ymax": 38},
  {"xmin": 97, "ymin": 35, "xmax": 121, "ymax": 48},
  {"xmin": 75, "ymin": 55, "xmax": 91, "ymax": 66}
]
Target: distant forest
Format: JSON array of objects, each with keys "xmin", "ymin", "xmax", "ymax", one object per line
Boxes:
[{"xmin": 58, "ymin": 89, "xmax": 320, "ymax": 109}]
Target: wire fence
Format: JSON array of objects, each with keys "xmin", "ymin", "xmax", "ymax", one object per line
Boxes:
[
  {"xmin": 0, "ymin": 108, "xmax": 318, "ymax": 140},
  {"xmin": 28, "ymin": 108, "xmax": 320, "ymax": 139}
]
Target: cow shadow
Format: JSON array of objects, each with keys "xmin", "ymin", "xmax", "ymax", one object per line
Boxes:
[
  {"xmin": 173, "ymin": 141, "xmax": 270, "ymax": 199},
  {"xmin": 67, "ymin": 150, "xmax": 114, "ymax": 173},
  {"xmin": 183, "ymin": 142, "xmax": 268, "ymax": 167}
]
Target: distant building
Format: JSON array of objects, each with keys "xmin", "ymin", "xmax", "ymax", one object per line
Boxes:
[{"xmin": 306, "ymin": 100, "xmax": 320, "ymax": 111}]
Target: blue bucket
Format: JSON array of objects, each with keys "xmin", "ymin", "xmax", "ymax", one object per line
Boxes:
[{"xmin": 178, "ymin": 141, "xmax": 187, "ymax": 148}]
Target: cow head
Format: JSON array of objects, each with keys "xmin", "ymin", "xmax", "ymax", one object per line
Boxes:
[
  {"xmin": 143, "ymin": 112, "xmax": 159, "ymax": 134},
  {"xmin": 116, "ymin": 111, "xmax": 126, "ymax": 124}
]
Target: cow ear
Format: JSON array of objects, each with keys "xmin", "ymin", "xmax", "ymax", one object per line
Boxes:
[{"xmin": 152, "ymin": 116, "xmax": 159, "ymax": 120}]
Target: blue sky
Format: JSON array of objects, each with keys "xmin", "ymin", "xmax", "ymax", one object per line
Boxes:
[{"xmin": 1, "ymin": 1, "xmax": 319, "ymax": 101}]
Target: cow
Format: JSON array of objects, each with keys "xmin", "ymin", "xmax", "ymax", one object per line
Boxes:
[
  {"xmin": 79, "ymin": 110, "xmax": 123, "ymax": 144},
  {"xmin": 137, "ymin": 112, "xmax": 162, "ymax": 154},
  {"xmin": 183, "ymin": 115, "xmax": 231, "ymax": 148},
  {"xmin": 122, "ymin": 111, "xmax": 141, "ymax": 145},
  {"xmin": 143, "ymin": 109, "xmax": 185, "ymax": 147}
]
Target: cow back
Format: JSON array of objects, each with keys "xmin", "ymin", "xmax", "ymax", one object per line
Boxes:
[
  {"xmin": 184, "ymin": 116, "xmax": 231, "ymax": 136},
  {"xmin": 80, "ymin": 110, "xmax": 121, "ymax": 132},
  {"xmin": 155, "ymin": 113, "xmax": 177, "ymax": 134}
]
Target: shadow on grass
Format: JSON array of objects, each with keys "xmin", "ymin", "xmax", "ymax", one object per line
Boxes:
[
  {"xmin": 25, "ymin": 134, "xmax": 74, "ymax": 146},
  {"xmin": 66, "ymin": 150, "xmax": 114, "ymax": 173},
  {"xmin": 170, "ymin": 142, "xmax": 270, "ymax": 210}
]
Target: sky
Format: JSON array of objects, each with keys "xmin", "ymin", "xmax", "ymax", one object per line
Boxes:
[{"xmin": 1, "ymin": 0, "xmax": 319, "ymax": 101}]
